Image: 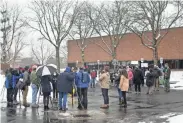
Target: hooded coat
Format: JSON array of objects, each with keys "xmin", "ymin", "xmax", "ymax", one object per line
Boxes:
[
  {"xmin": 40, "ymin": 75, "xmax": 52, "ymax": 93},
  {"xmin": 146, "ymin": 72, "xmax": 155, "ymax": 87},
  {"xmin": 133, "ymin": 68, "xmax": 144, "ymax": 84},
  {"xmin": 57, "ymin": 67, "xmax": 75, "ymax": 93}
]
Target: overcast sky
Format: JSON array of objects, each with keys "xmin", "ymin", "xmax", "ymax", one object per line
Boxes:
[{"xmin": 0, "ymin": 0, "xmax": 175, "ymax": 59}]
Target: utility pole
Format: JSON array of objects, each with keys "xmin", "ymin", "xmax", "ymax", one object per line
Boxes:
[{"xmin": 1, "ymin": 9, "xmax": 11, "ymax": 63}]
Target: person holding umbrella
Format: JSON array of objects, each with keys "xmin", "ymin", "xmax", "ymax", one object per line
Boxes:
[
  {"xmin": 57, "ymin": 67, "xmax": 75, "ymax": 112},
  {"xmin": 40, "ymin": 68, "xmax": 52, "ymax": 111}
]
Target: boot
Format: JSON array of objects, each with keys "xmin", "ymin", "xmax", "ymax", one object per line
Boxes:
[
  {"xmin": 118, "ymin": 98, "xmax": 122, "ymax": 105},
  {"xmin": 44, "ymin": 106, "xmax": 47, "ymax": 111},
  {"xmin": 13, "ymin": 100, "xmax": 19, "ymax": 105},
  {"xmin": 23, "ymin": 103, "xmax": 30, "ymax": 107}
]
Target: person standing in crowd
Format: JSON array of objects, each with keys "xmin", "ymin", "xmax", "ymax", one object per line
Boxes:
[
  {"xmin": 127, "ymin": 66, "xmax": 133, "ymax": 91},
  {"xmin": 12, "ymin": 69, "xmax": 20, "ymax": 105},
  {"xmin": 52, "ymin": 72, "xmax": 58, "ymax": 101},
  {"xmin": 90, "ymin": 69, "xmax": 97, "ymax": 88},
  {"xmin": 75, "ymin": 67, "xmax": 90, "ymax": 110},
  {"xmin": 119, "ymin": 69, "xmax": 129, "ymax": 108},
  {"xmin": 153, "ymin": 65, "xmax": 162, "ymax": 91},
  {"xmin": 5, "ymin": 68, "xmax": 13, "ymax": 107},
  {"xmin": 146, "ymin": 69, "xmax": 155, "ymax": 95},
  {"xmin": 115, "ymin": 69, "xmax": 123, "ymax": 105},
  {"xmin": 164, "ymin": 63, "xmax": 171, "ymax": 92},
  {"xmin": 40, "ymin": 74, "xmax": 52, "ymax": 111},
  {"xmin": 99, "ymin": 66, "xmax": 110, "ymax": 109},
  {"xmin": 23, "ymin": 66, "xmax": 31, "ymax": 107},
  {"xmin": 30, "ymin": 66, "xmax": 40, "ymax": 108},
  {"xmin": 133, "ymin": 66, "xmax": 144, "ymax": 94},
  {"xmin": 57, "ymin": 67, "xmax": 75, "ymax": 111}
]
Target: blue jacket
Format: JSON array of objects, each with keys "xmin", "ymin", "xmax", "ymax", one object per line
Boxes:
[
  {"xmin": 12, "ymin": 75, "xmax": 20, "ymax": 88},
  {"xmin": 5, "ymin": 73, "xmax": 12, "ymax": 89},
  {"xmin": 75, "ymin": 70, "xmax": 90, "ymax": 88}
]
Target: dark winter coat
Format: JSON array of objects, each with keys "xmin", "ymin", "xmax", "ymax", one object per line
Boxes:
[
  {"xmin": 146, "ymin": 72, "xmax": 155, "ymax": 87},
  {"xmin": 57, "ymin": 67, "xmax": 75, "ymax": 93},
  {"xmin": 153, "ymin": 68, "xmax": 162, "ymax": 78},
  {"xmin": 133, "ymin": 68, "xmax": 144, "ymax": 84},
  {"xmin": 40, "ymin": 75, "xmax": 52, "ymax": 93}
]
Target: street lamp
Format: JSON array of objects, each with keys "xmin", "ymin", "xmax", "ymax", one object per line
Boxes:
[
  {"xmin": 141, "ymin": 58, "xmax": 144, "ymax": 68},
  {"xmin": 97, "ymin": 60, "xmax": 100, "ymax": 76},
  {"xmin": 160, "ymin": 57, "xmax": 163, "ymax": 69},
  {"xmin": 76, "ymin": 60, "xmax": 78, "ymax": 68}
]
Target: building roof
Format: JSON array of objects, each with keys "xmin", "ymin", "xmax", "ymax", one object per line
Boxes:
[{"xmin": 67, "ymin": 27, "xmax": 183, "ymax": 63}]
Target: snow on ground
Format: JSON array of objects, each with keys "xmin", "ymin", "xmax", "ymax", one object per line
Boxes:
[
  {"xmin": 160, "ymin": 113, "xmax": 183, "ymax": 123},
  {"xmin": 170, "ymin": 81, "xmax": 183, "ymax": 90},
  {"xmin": 167, "ymin": 114, "xmax": 183, "ymax": 123},
  {"xmin": 0, "ymin": 74, "xmax": 43, "ymax": 104}
]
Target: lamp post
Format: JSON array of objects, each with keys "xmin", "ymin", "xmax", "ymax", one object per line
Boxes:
[
  {"xmin": 141, "ymin": 58, "xmax": 144, "ymax": 68},
  {"xmin": 160, "ymin": 57, "xmax": 163, "ymax": 69},
  {"xmin": 76, "ymin": 60, "xmax": 78, "ymax": 70},
  {"xmin": 97, "ymin": 60, "xmax": 100, "ymax": 75}
]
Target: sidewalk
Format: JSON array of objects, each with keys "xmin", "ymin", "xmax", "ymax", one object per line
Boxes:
[{"xmin": 1, "ymin": 85, "xmax": 183, "ymax": 123}]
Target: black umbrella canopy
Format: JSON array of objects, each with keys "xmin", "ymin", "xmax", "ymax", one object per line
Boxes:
[{"xmin": 36, "ymin": 65, "xmax": 57, "ymax": 76}]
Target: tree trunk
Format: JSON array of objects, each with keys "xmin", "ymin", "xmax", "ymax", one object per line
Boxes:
[
  {"xmin": 153, "ymin": 47, "xmax": 158, "ymax": 65},
  {"xmin": 56, "ymin": 47, "xmax": 60, "ymax": 73},
  {"xmin": 112, "ymin": 47, "xmax": 117, "ymax": 60},
  {"xmin": 81, "ymin": 49, "xmax": 85, "ymax": 66}
]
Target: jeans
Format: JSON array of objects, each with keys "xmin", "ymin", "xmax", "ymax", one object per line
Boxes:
[
  {"xmin": 13, "ymin": 87, "xmax": 18, "ymax": 101},
  {"xmin": 23, "ymin": 86, "xmax": 28, "ymax": 105},
  {"xmin": 135, "ymin": 84, "xmax": 141, "ymax": 92},
  {"xmin": 122, "ymin": 91, "xmax": 127, "ymax": 105},
  {"xmin": 77, "ymin": 88, "xmax": 88, "ymax": 109},
  {"xmin": 31, "ymin": 84, "xmax": 38, "ymax": 104},
  {"xmin": 90, "ymin": 78, "xmax": 96, "ymax": 88},
  {"xmin": 117, "ymin": 88, "xmax": 123, "ymax": 99},
  {"xmin": 7, "ymin": 88, "xmax": 13, "ymax": 103},
  {"xmin": 59, "ymin": 92, "xmax": 68, "ymax": 109},
  {"xmin": 101, "ymin": 88, "xmax": 109, "ymax": 105}
]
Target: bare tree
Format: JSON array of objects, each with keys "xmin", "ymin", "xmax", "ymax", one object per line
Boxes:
[
  {"xmin": 88, "ymin": 1, "xmax": 131, "ymax": 60},
  {"xmin": 31, "ymin": 39, "xmax": 55, "ymax": 65},
  {"xmin": 127, "ymin": 1, "xmax": 182, "ymax": 65},
  {"xmin": 9, "ymin": 32, "xmax": 27, "ymax": 67},
  {"xmin": 69, "ymin": 1, "xmax": 94, "ymax": 64},
  {"xmin": 0, "ymin": 4, "xmax": 26, "ymax": 63},
  {"xmin": 27, "ymin": 0, "xmax": 79, "ymax": 71}
]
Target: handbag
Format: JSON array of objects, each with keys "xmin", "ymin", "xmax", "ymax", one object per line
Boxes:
[{"xmin": 16, "ymin": 78, "xmax": 26, "ymax": 90}]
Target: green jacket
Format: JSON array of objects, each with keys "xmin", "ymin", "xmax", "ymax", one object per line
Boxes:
[{"xmin": 30, "ymin": 71, "xmax": 40, "ymax": 87}]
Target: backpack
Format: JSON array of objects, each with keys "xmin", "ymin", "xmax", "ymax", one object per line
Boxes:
[
  {"xmin": 81, "ymin": 72, "xmax": 88, "ymax": 83},
  {"xmin": 146, "ymin": 73, "xmax": 154, "ymax": 87}
]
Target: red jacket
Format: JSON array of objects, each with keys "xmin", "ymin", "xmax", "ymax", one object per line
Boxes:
[
  {"xmin": 91, "ymin": 71, "xmax": 97, "ymax": 78},
  {"xmin": 128, "ymin": 70, "xmax": 133, "ymax": 81}
]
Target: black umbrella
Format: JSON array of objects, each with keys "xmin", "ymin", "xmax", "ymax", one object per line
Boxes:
[{"xmin": 36, "ymin": 64, "xmax": 57, "ymax": 76}]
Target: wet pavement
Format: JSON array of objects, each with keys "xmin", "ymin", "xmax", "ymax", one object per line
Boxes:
[{"xmin": 1, "ymin": 86, "xmax": 183, "ymax": 123}]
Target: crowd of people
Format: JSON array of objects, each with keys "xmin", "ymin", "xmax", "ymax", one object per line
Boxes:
[{"xmin": 3, "ymin": 63, "xmax": 171, "ymax": 112}]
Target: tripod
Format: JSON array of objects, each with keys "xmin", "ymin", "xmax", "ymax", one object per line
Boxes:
[{"xmin": 0, "ymin": 85, "xmax": 6, "ymax": 103}]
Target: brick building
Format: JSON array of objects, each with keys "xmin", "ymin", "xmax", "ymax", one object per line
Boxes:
[{"xmin": 67, "ymin": 27, "xmax": 183, "ymax": 69}]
